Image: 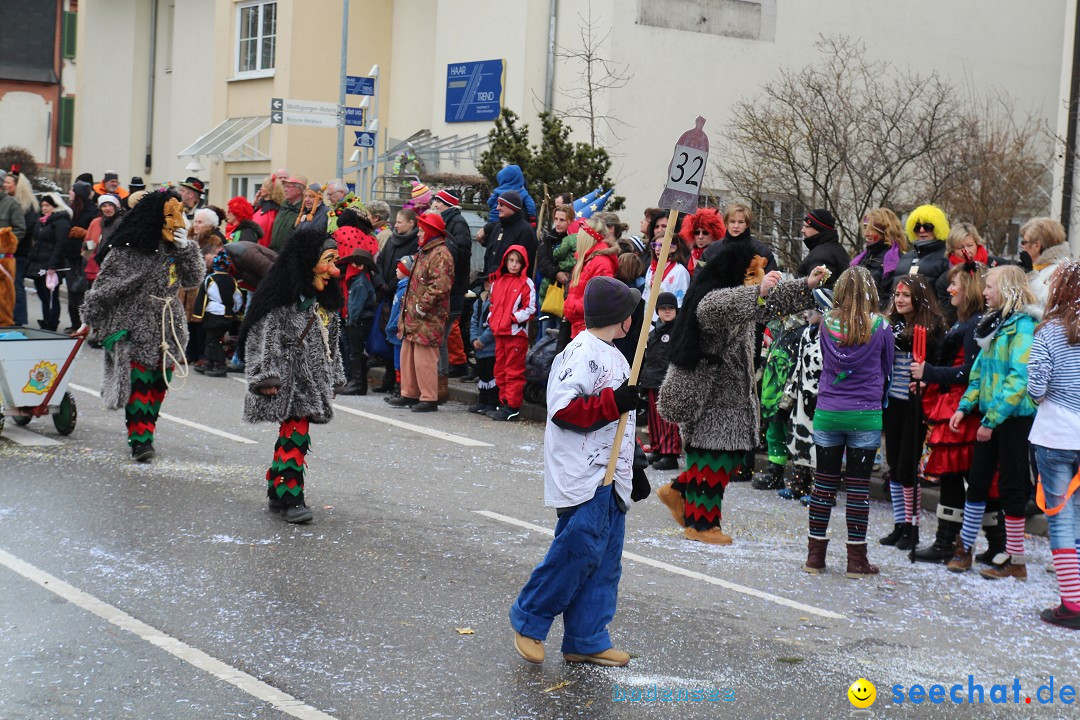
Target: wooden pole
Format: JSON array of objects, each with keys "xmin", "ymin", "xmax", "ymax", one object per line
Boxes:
[{"xmin": 602, "ymin": 207, "xmax": 679, "ymax": 486}]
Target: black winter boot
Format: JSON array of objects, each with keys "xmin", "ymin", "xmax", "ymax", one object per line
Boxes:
[
  {"xmin": 913, "ymin": 520, "xmax": 961, "ymax": 563},
  {"xmin": 752, "ymin": 463, "xmax": 786, "ymax": 490},
  {"xmin": 977, "ymin": 509, "xmax": 1007, "ymax": 565},
  {"xmin": 372, "ymin": 361, "xmax": 396, "ymax": 393},
  {"xmin": 879, "ymin": 522, "xmax": 908, "ymax": 546},
  {"xmin": 896, "ymin": 523, "xmax": 919, "ymax": 551}
]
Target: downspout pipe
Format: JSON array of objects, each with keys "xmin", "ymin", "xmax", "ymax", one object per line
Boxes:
[
  {"xmin": 544, "ymin": 0, "xmax": 557, "ymax": 111},
  {"xmin": 145, "ymin": 0, "xmax": 158, "ymax": 174},
  {"xmin": 1062, "ymin": 4, "xmax": 1080, "ymax": 235}
]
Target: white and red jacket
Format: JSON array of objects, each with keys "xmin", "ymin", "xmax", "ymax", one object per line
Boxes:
[
  {"xmin": 488, "ymin": 244, "xmax": 536, "ymax": 337},
  {"xmin": 642, "ymin": 260, "xmax": 690, "ymax": 320}
]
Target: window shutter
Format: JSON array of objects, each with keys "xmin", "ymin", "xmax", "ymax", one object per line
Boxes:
[
  {"xmin": 59, "ymin": 96, "xmax": 75, "ymax": 147},
  {"xmin": 62, "ymin": 11, "xmax": 77, "ymax": 59}
]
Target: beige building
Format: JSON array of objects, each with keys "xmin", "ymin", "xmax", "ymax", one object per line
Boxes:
[{"xmin": 73, "ymin": 0, "xmax": 1079, "ymax": 252}]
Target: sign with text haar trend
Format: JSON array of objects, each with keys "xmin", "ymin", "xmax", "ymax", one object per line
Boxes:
[{"xmin": 445, "ymin": 59, "xmax": 504, "ymax": 123}]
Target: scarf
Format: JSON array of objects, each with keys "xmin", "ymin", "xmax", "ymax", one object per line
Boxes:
[
  {"xmin": 649, "ymin": 258, "xmax": 678, "ymax": 282},
  {"xmin": 974, "ymin": 308, "xmax": 1004, "ymax": 350},
  {"xmin": 948, "ymin": 245, "xmax": 989, "ymax": 266}
]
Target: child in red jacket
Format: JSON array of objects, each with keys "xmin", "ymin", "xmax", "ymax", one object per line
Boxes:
[{"xmin": 487, "ymin": 245, "xmax": 536, "ymax": 421}]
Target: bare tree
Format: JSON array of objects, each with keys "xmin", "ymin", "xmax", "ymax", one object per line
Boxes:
[
  {"xmin": 717, "ymin": 36, "xmax": 970, "ymax": 269},
  {"xmin": 552, "ymin": 2, "xmax": 633, "ymax": 146},
  {"xmin": 933, "ymin": 93, "xmax": 1053, "ymax": 256}
]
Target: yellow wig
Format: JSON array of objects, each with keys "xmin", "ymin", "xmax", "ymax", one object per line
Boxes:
[{"xmin": 904, "ymin": 204, "xmax": 950, "ymax": 243}]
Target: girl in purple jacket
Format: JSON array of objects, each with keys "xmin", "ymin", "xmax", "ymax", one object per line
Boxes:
[{"xmin": 804, "ymin": 266, "xmax": 895, "ymax": 579}]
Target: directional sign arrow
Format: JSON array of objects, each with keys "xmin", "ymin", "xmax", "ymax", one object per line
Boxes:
[
  {"xmin": 271, "ymin": 98, "xmax": 283, "ymax": 111},
  {"xmin": 271, "ymin": 112, "xmax": 283, "ymax": 124}
]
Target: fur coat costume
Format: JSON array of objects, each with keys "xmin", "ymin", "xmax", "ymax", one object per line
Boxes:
[
  {"xmin": 238, "ymin": 226, "xmax": 346, "ymax": 425},
  {"xmin": 658, "ymin": 241, "xmax": 815, "ymax": 452},
  {"xmin": 80, "ymin": 190, "xmax": 204, "ymax": 409}
]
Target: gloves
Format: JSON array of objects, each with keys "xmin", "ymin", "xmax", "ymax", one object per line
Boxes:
[
  {"xmin": 45, "ymin": 269, "xmax": 59, "ymax": 291},
  {"xmin": 612, "ymin": 380, "xmax": 639, "ymax": 414},
  {"xmin": 631, "ymin": 467, "xmax": 651, "ymax": 502},
  {"xmin": 171, "ymin": 228, "xmax": 190, "ymax": 248}
]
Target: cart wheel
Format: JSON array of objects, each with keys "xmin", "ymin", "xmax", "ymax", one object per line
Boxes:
[
  {"xmin": 12, "ymin": 414, "xmax": 31, "ymax": 426},
  {"xmin": 52, "ymin": 393, "xmax": 77, "ymax": 436}
]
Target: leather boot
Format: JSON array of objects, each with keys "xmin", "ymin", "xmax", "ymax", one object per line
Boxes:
[
  {"xmin": 804, "ymin": 537, "xmax": 829, "ymax": 574},
  {"xmin": 752, "ymin": 463, "xmax": 786, "ymax": 490},
  {"xmin": 656, "ymin": 483, "xmax": 685, "ymax": 528},
  {"xmin": 946, "ymin": 536, "xmax": 973, "ymax": 573},
  {"xmin": 896, "ymin": 524, "xmax": 919, "ymax": 551},
  {"xmin": 913, "ymin": 520, "xmax": 960, "ymax": 563},
  {"xmin": 845, "ymin": 542, "xmax": 879, "ymax": 578},
  {"xmin": 437, "ymin": 374, "xmax": 449, "ymax": 404},
  {"xmin": 979, "ymin": 554, "xmax": 1027, "ymax": 581},
  {"xmin": 354, "ymin": 355, "xmax": 368, "ymax": 395},
  {"xmin": 373, "ymin": 363, "xmax": 396, "ymax": 393},
  {"xmin": 879, "ymin": 522, "xmax": 907, "ymax": 546},
  {"xmin": 976, "ymin": 509, "xmax": 1007, "ymax": 565}
]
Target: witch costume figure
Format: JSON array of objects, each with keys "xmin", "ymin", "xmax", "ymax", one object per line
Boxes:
[
  {"xmin": 238, "ymin": 227, "xmax": 346, "ymax": 524},
  {"xmin": 78, "ymin": 188, "xmax": 203, "ymax": 462},
  {"xmin": 656, "ymin": 240, "xmax": 828, "ymax": 544}
]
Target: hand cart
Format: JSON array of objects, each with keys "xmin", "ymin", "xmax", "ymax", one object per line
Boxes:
[{"xmin": 0, "ymin": 327, "xmax": 85, "ymax": 437}]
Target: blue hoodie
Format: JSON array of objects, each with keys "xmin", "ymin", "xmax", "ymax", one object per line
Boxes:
[
  {"xmin": 469, "ymin": 292, "xmax": 495, "ymax": 359},
  {"xmin": 486, "ymin": 164, "xmax": 537, "ymax": 222},
  {"xmin": 386, "ymin": 275, "xmax": 409, "ymax": 347}
]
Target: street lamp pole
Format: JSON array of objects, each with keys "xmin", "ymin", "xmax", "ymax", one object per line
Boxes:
[{"xmin": 335, "ymin": 0, "xmax": 349, "ymax": 180}]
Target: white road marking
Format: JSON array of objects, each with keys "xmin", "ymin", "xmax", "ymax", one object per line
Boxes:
[
  {"xmin": 0, "ymin": 424, "xmax": 63, "ymax": 446},
  {"xmin": 475, "ymin": 510, "xmax": 848, "ymax": 621},
  {"xmin": 333, "ymin": 404, "xmax": 493, "ymax": 447},
  {"xmin": 68, "ymin": 383, "xmax": 257, "ymax": 445},
  {"xmin": 0, "ymin": 546, "xmax": 340, "ymax": 720}
]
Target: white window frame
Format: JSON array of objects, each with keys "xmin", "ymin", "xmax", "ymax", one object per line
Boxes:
[
  {"xmin": 234, "ymin": 0, "xmax": 276, "ymax": 79},
  {"xmin": 229, "ymin": 175, "xmax": 265, "ymax": 201}
]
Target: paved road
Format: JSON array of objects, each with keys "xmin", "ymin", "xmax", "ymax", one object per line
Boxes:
[{"xmin": 1, "ymin": 330, "xmax": 1078, "ymax": 718}]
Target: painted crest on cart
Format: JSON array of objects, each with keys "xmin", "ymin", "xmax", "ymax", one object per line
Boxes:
[{"xmin": 22, "ymin": 360, "xmax": 59, "ymax": 395}]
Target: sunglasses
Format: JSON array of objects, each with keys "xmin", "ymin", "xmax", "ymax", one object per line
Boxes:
[
  {"xmin": 693, "ymin": 229, "xmax": 710, "ymax": 236},
  {"xmin": 651, "ymin": 241, "xmax": 664, "ymax": 248},
  {"xmin": 913, "ymin": 222, "xmax": 935, "ymax": 233}
]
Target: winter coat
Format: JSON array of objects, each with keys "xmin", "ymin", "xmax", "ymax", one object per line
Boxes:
[
  {"xmin": 229, "ymin": 219, "xmax": 264, "ymax": 245},
  {"xmin": 485, "ymin": 210, "xmax": 536, "ymax": 276},
  {"xmin": 486, "ymin": 165, "xmax": 537, "ymax": 223},
  {"xmin": 851, "ymin": 241, "xmax": 901, "ymax": 305},
  {"xmin": 400, "ymin": 235, "xmax": 454, "ymax": 346},
  {"xmin": 1028, "ymin": 243, "xmax": 1073, "ymax": 310},
  {"xmin": 242, "ymin": 300, "xmax": 345, "ymax": 424},
  {"xmin": 375, "ymin": 227, "xmax": 419, "ymax": 298},
  {"xmin": 295, "ymin": 203, "xmax": 329, "ymax": 236},
  {"xmin": 563, "ymin": 242, "xmax": 620, "ymax": 338},
  {"xmin": 797, "ymin": 231, "xmax": 849, "ymax": 288},
  {"xmin": 192, "ymin": 271, "xmax": 243, "ymax": 320},
  {"xmin": 269, "ymin": 200, "xmax": 300, "ymax": 252},
  {"xmin": 893, "ymin": 239, "xmax": 950, "ymax": 310},
  {"xmin": 815, "ymin": 314, "xmax": 895, "ymax": 430},
  {"xmin": 537, "ymin": 228, "xmax": 566, "ymax": 294},
  {"xmin": 223, "ymin": 240, "xmax": 277, "ymax": 291},
  {"xmin": 760, "ymin": 322, "xmax": 805, "ymax": 419},
  {"xmin": 440, "ymin": 205, "xmax": 473, "ymax": 313},
  {"xmin": 84, "ymin": 213, "xmax": 121, "ymax": 281},
  {"xmin": 722, "ymin": 232, "xmax": 777, "ymax": 273},
  {"xmin": 346, "ymin": 271, "xmax": 375, "ymax": 326},
  {"xmin": 81, "ymin": 238, "xmax": 205, "ymax": 409},
  {"xmin": 252, "ymin": 200, "xmax": 279, "ymax": 248},
  {"xmin": 386, "ymin": 276, "xmax": 409, "ymax": 347},
  {"xmin": 657, "ymin": 279, "xmax": 815, "ymax": 451},
  {"xmin": 27, "ymin": 211, "xmax": 71, "ymax": 277},
  {"xmin": 469, "ymin": 292, "xmax": 495, "ymax": 359},
  {"xmin": 0, "ymin": 194, "xmax": 27, "ymax": 249},
  {"xmin": 488, "ymin": 244, "xmax": 536, "ymax": 337},
  {"xmin": 958, "ymin": 309, "xmax": 1039, "ymax": 428},
  {"xmin": 640, "ymin": 317, "xmax": 677, "ymax": 389},
  {"xmin": 782, "ymin": 323, "xmax": 823, "ymax": 468}
]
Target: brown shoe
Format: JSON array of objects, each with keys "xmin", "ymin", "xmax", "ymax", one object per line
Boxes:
[
  {"xmin": 514, "ymin": 631, "xmax": 544, "ymax": 664},
  {"xmin": 684, "ymin": 526, "xmax": 733, "ymax": 545},
  {"xmin": 656, "ymin": 482, "xmax": 685, "ymax": 528},
  {"xmin": 946, "ymin": 537, "xmax": 973, "ymax": 573},
  {"xmin": 804, "ymin": 536, "xmax": 829, "ymax": 574},
  {"xmin": 979, "ymin": 556, "xmax": 1027, "ymax": 581},
  {"xmin": 563, "ymin": 648, "xmax": 631, "ymax": 667},
  {"xmin": 437, "ymin": 375, "xmax": 449, "ymax": 404},
  {"xmin": 845, "ymin": 542, "xmax": 879, "ymax": 578}
]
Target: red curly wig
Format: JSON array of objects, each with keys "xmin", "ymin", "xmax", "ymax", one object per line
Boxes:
[{"xmin": 679, "ymin": 208, "xmax": 726, "ymax": 246}]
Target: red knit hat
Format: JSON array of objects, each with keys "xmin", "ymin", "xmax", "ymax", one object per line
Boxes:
[
  {"xmin": 227, "ymin": 196, "xmax": 255, "ymax": 222},
  {"xmin": 417, "ymin": 212, "xmax": 446, "ymax": 238}
]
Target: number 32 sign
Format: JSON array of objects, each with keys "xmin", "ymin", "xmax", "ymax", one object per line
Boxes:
[{"xmin": 659, "ymin": 116, "xmax": 710, "ymax": 212}]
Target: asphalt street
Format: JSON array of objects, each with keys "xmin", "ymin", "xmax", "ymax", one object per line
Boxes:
[{"xmin": 2, "ymin": 319, "xmax": 1080, "ymax": 718}]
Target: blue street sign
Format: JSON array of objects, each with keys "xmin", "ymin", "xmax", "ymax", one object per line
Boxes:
[
  {"xmin": 353, "ymin": 131, "xmax": 376, "ymax": 148},
  {"xmin": 346, "ymin": 76, "xmax": 375, "ymax": 96},
  {"xmin": 445, "ymin": 59, "xmax": 504, "ymax": 123},
  {"xmin": 346, "ymin": 183, "xmax": 356, "ymax": 194},
  {"xmin": 343, "ymin": 107, "xmax": 365, "ymax": 127}
]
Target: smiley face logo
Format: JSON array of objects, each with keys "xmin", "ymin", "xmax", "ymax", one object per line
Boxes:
[{"xmin": 848, "ymin": 678, "xmax": 876, "ymax": 708}]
